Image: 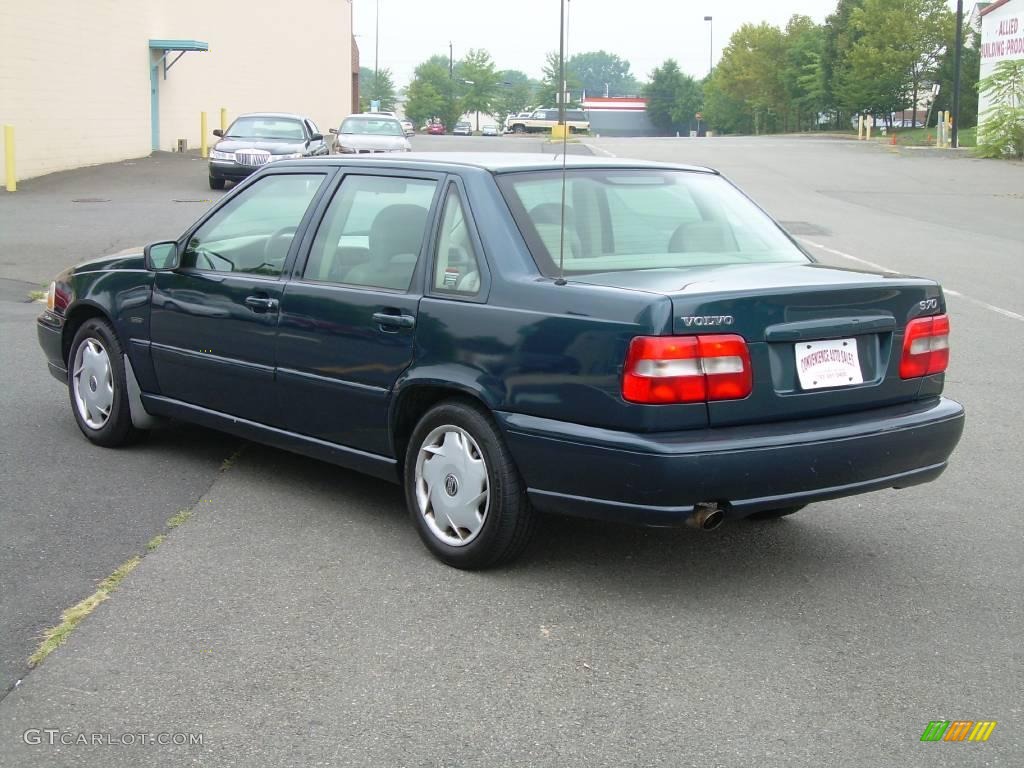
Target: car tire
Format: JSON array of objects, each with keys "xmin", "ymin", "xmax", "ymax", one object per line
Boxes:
[
  {"xmin": 67, "ymin": 318, "xmax": 144, "ymax": 447},
  {"xmin": 746, "ymin": 504, "xmax": 806, "ymax": 521},
  {"xmin": 209, "ymin": 176, "xmax": 226, "ymax": 190},
  {"xmin": 512, "ymin": 125, "xmax": 526, "ymax": 134},
  {"xmin": 405, "ymin": 400, "xmax": 536, "ymax": 569}
]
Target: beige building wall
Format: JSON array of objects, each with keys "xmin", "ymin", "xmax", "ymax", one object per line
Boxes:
[{"xmin": 0, "ymin": 0, "xmax": 353, "ymax": 183}]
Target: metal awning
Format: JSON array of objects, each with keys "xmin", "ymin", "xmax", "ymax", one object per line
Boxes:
[{"xmin": 149, "ymin": 39, "xmax": 209, "ymax": 79}]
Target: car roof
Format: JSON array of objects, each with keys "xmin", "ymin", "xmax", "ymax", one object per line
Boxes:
[
  {"xmin": 236, "ymin": 112, "xmax": 310, "ymax": 119},
  {"xmin": 280, "ymin": 152, "xmax": 716, "ymax": 174}
]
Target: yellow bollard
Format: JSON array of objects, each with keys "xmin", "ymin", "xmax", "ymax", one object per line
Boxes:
[
  {"xmin": 858, "ymin": 116, "xmax": 864, "ymax": 140},
  {"xmin": 220, "ymin": 108, "xmax": 228, "ymax": 133},
  {"xmin": 551, "ymin": 124, "xmax": 569, "ymax": 140},
  {"xmin": 200, "ymin": 112, "xmax": 208, "ymax": 158},
  {"xmin": 866, "ymin": 116, "xmax": 872, "ymax": 141},
  {"xmin": 4, "ymin": 125, "xmax": 15, "ymax": 192}
]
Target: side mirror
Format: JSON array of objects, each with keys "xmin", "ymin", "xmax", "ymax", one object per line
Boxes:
[
  {"xmin": 212, "ymin": 129, "xmax": 224, "ymax": 138},
  {"xmin": 329, "ymin": 128, "xmax": 339, "ymax": 135},
  {"xmin": 310, "ymin": 132, "xmax": 324, "ymax": 141},
  {"xmin": 145, "ymin": 241, "xmax": 180, "ymax": 271}
]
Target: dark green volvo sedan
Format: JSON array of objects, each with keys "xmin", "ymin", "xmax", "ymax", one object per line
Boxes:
[{"xmin": 37, "ymin": 154, "xmax": 965, "ymax": 568}]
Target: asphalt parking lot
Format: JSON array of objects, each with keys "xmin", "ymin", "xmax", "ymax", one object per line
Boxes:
[{"xmin": 0, "ymin": 135, "xmax": 1020, "ymax": 767}]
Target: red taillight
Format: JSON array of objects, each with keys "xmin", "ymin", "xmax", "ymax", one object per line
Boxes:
[
  {"xmin": 622, "ymin": 334, "xmax": 752, "ymax": 404},
  {"xmin": 900, "ymin": 314, "xmax": 949, "ymax": 379}
]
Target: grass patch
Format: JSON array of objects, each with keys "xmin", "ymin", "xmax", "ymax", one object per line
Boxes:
[
  {"xmin": 28, "ymin": 286, "xmax": 47, "ymax": 301},
  {"xmin": 146, "ymin": 534, "xmax": 166, "ymax": 552},
  {"xmin": 166, "ymin": 507, "xmax": 193, "ymax": 529},
  {"xmin": 220, "ymin": 445, "xmax": 245, "ymax": 473},
  {"xmin": 887, "ymin": 126, "xmax": 977, "ymax": 147},
  {"xmin": 29, "ymin": 556, "xmax": 141, "ymax": 667}
]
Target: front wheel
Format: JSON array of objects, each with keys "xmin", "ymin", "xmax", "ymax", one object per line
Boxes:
[
  {"xmin": 67, "ymin": 318, "xmax": 144, "ymax": 447},
  {"xmin": 746, "ymin": 505, "xmax": 806, "ymax": 521},
  {"xmin": 209, "ymin": 176, "xmax": 226, "ymax": 190},
  {"xmin": 405, "ymin": 401, "xmax": 536, "ymax": 569}
]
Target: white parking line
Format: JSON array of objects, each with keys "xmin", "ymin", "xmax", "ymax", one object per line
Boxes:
[
  {"xmin": 585, "ymin": 142, "xmax": 617, "ymax": 158},
  {"xmin": 800, "ymin": 239, "xmax": 898, "ymax": 274},
  {"xmin": 800, "ymin": 239, "xmax": 1024, "ymax": 323}
]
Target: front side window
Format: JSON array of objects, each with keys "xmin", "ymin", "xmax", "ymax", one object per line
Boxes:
[
  {"xmin": 304, "ymin": 175, "xmax": 438, "ymax": 290},
  {"xmin": 183, "ymin": 174, "xmax": 324, "ymax": 276},
  {"xmin": 498, "ymin": 169, "xmax": 809, "ymax": 276},
  {"xmin": 433, "ymin": 186, "xmax": 482, "ymax": 296}
]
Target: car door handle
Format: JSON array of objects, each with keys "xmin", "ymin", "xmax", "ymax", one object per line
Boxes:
[
  {"xmin": 372, "ymin": 311, "xmax": 415, "ymax": 331},
  {"xmin": 245, "ymin": 296, "xmax": 279, "ymax": 312}
]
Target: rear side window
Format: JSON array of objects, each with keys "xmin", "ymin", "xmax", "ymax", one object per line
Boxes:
[
  {"xmin": 304, "ymin": 175, "xmax": 438, "ymax": 291},
  {"xmin": 498, "ymin": 169, "xmax": 809, "ymax": 276},
  {"xmin": 432, "ymin": 186, "xmax": 482, "ymax": 296}
]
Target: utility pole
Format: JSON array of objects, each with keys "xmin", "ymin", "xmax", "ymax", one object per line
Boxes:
[
  {"xmin": 558, "ymin": 0, "xmax": 566, "ymax": 126},
  {"xmin": 704, "ymin": 16, "xmax": 713, "ymax": 76},
  {"xmin": 951, "ymin": 0, "xmax": 964, "ymax": 148},
  {"xmin": 374, "ymin": 0, "xmax": 380, "ymax": 80}
]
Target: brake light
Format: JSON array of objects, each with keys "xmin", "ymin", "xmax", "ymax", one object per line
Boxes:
[
  {"xmin": 622, "ymin": 334, "xmax": 752, "ymax": 404},
  {"xmin": 900, "ymin": 314, "xmax": 949, "ymax": 378}
]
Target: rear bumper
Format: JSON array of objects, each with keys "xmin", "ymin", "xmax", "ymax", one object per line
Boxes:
[{"xmin": 497, "ymin": 397, "xmax": 965, "ymax": 526}]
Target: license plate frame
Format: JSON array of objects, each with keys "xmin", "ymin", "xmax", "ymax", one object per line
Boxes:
[{"xmin": 795, "ymin": 338, "xmax": 864, "ymax": 391}]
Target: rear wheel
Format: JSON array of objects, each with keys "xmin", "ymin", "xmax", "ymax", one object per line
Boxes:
[
  {"xmin": 67, "ymin": 318, "xmax": 143, "ymax": 447},
  {"xmin": 209, "ymin": 176, "xmax": 226, "ymax": 190},
  {"xmin": 746, "ymin": 505, "xmax": 806, "ymax": 521},
  {"xmin": 405, "ymin": 400, "xmax": 536, "ymax": 569},
  {"xmin": 512, "ymin": 124, "xmax": 526, "ymax": 134}
]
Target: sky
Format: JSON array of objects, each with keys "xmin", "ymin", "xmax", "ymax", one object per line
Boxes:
[{"xmin": 353, "ymin": 0, "xmax": 844, "ymax": 88}]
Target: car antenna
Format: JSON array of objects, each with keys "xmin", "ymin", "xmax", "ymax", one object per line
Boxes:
[
  {"xmin": 554, "ymin": 125, "xmax": 569, "ymax": 286},
  {"xmin": 555, "ymin": 4, "xmax": 570, "ymax": 288}
]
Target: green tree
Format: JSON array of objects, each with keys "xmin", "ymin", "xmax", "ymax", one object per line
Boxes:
[
  {"xmin": 455, "ymin": 49, "xmax": 499, "ymax": 131},
  {"xmin": 821, "ymin": 0, "xmax": 866, "ymax": 127},
  {"xmin": 703, "ymin": 73, "xmax": 754, "ymax": 134},
  {"xmin": 643, "ymin": 60, "xmax": 702, "ymax": 134},
  {"xmin": 932, "ymin": 26, "xmax": 981, "ymax": 128},
  {"xmin": 404, "ymin": 55, "xmax": 462, "ymax": 132},
  {"xmin": 567, "ymin": 50, "xmax": 640, "ymax": 97},
  {"xmin": 835, "ymin": 0, "xmax": 952, "ymax": 124},
  {"xmin": 539, "ymin": 52, "xmax": 581, "ymax": 107},
  {"xmin": 361, "ymin": 67, "xmax": 397, "ymax": 113},
  {"xmin": 781, "ymin": 15, "xmax": 827, "ymax": 131},
  {"xmin": 975, "ymin": 60, "xmax": 1024, "ymax": 159},
  {"xmin": 707, "ymin": 23, "xmax": 788, "ymax": 133},
  {"xmin": 493, "ymin": 69, "xmax": 535, "ymax": 129}
]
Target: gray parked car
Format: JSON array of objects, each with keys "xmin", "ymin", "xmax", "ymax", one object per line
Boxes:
[
  {"xmin": 208, "ymin": 112, "xmax": 328, "ymax": 189},
  {"xmin": 330, "ymin": 115, "xmax": 412, "ymax": 154}
]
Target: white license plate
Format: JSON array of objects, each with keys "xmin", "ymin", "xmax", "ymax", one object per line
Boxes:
[{"xmin": 795, "ymin": 338, "xmax": 863, "ymax": 390}]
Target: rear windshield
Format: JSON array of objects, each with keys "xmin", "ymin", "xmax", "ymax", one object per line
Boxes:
[
  {"xmin": 340, "ymin": 117, "xmax": 403, "ymax": 136},
  {"xmin": 497, "ymin": 169, "xmax": 808, "ymax": 275}
]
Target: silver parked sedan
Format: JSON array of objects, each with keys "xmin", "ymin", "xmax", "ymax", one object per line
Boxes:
[{"xmin": 330, "ymin": 115, "xmax": 412, "ymax": 154}]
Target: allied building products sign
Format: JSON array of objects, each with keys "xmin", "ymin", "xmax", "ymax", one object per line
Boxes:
[{"xmin": 978, "ymin": 0, "xmax": 1024, "ymax": 130}]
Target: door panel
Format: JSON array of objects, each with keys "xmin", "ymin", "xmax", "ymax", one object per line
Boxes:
[
  {"xmin": 150, "ymin": 172, "xmax": 327, "ymax": 425},
  {"xmin": 277, "ymin": 171, "xmax": 442, "ymax": 455},
  {"xmin": 151, "ymin": 272, "xmax": 284, "ymax": 424}
]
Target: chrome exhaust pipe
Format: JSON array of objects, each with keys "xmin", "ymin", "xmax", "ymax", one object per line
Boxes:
[{"xmin": 687, "ymin": 502, "xmax": 725, "ymax": 531}]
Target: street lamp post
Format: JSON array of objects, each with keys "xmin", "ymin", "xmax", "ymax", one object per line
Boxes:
[
  {"xmin": 704, "ymin": 15, "xmax": 713, "ymax": 76},
  {"xmin": 951, "ymin": 0, "xmax": 964, "ymax": 148}
]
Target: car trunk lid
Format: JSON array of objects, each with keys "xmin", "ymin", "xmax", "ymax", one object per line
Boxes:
[{"xmin": 576, "ymin": 262, "xmax": 945, "ymax": 427}]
